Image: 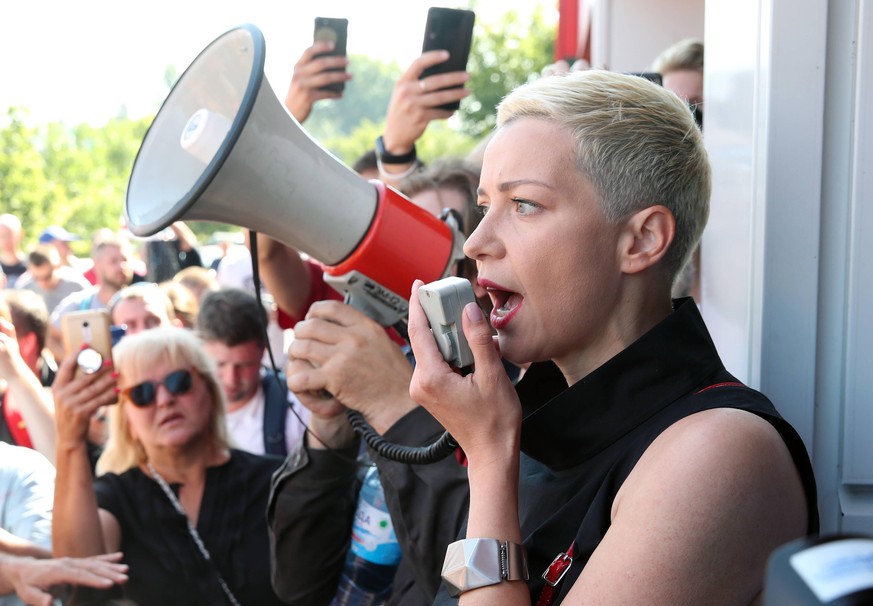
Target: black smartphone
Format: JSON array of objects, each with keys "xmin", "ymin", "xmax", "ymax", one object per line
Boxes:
[
  {"xmin": 419, "ymin": 7, "xmax": 475, "ymax": 111},
  {"xmin": 313, "ymin": 17, "xmax": 348, "ymax": 93}
]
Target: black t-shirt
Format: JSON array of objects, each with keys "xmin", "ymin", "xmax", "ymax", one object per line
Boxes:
[
  {"xmin": 94, "ymin": 449, "xmax": 284, "ymax": 605},
  {"xmin": 2, "ymin": 259, "xmax": 27, "ymax": 284}
]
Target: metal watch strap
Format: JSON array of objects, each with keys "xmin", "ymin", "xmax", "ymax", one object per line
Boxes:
[
  {"xmin": 375, "ymin": 135, "xmax": 417, "ymax": 164},
  {"xmin": 442, "ymin": 538, "xmax": 529, "ymax": 597}
]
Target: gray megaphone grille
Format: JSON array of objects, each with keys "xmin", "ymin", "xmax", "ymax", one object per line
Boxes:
[{"xmin": 125, "ymin": 23, "xmax": 377, "ymax": 266}]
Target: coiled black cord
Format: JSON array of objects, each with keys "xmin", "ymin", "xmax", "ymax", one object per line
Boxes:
[{"xmin": 344, "ymin": 409, "xmax": 458, "ymax": 464}]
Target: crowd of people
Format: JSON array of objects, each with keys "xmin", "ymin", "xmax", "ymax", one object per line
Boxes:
[{"xmin": 0, "ymin": 33, "xmax": 820, "ymax": 606}]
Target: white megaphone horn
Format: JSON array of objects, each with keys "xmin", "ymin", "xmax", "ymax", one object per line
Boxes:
[{"xmin": 125, "ymin": 24, "xmax": 465, "ymax": 326}]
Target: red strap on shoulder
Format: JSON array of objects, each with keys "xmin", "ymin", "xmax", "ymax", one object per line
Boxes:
[
  {"xmin": 693, "ymin": 381, "xmax": 745, "ymax": 395},
  {"xmin": 535, "ymin": 541, "xmax": 576, "ymax": 606},
  {"xmin": 454, "ymin": 447, "xmax": 468, "ymax": 467}
]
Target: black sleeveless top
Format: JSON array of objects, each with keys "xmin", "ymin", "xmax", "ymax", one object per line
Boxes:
[{"xmin": 435, "ymin": 298, "xmax": 819, "ymax": 605}]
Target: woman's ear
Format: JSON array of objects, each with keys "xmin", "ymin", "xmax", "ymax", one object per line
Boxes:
[{"xmin": 618, "ymin": 205, "xmax": 675, "ymax": 275}]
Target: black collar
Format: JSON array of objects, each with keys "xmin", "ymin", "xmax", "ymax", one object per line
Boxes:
[{"xmin": 518, "ymin": 298, "xmax": 724, "ymax": 469}]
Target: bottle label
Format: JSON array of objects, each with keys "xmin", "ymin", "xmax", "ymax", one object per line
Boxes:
[{"xmin": 350, "ymin": 499, "xmax": 403, "ymax": 565}]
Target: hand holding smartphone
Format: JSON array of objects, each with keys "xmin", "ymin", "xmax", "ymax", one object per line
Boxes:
[
  {"xmin": 313, "ymin": 17, "xmax": 348, "ymax": 93},
  {"xmin": 419, "ymin": 7, "xmax": 475, "ymax": 111}
]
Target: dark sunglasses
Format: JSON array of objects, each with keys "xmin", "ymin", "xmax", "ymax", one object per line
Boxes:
[{"xmin": 123, "ymin": 369, "xmax": 194, "ymax": 407}]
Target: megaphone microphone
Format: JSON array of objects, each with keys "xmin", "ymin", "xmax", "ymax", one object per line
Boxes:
[{"xmin": 125, "ymin": 24, "xmax": 464, "ymax": 327}]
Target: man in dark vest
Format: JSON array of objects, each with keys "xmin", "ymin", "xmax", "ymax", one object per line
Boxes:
[{"xmin": 197, "ymin": 287, "xmax": 308, "ymax": 456}]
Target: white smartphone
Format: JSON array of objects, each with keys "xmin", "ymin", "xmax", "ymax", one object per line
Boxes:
[{"xmin": 418, "ymin": 276, "xmax": 476, "ymax": 369}]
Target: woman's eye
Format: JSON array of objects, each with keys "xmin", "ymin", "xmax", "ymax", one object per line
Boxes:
[
  {"xmin": 475, "ymin": 203, "xmax": 488, "ymax": 216},
  {"xmin": 513, "ymin": 198, "xmax": 539, "ymax": 215}
]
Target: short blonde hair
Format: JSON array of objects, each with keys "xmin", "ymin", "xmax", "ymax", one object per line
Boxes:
[
  {"xmin": 109, "ymin": 283, "xmax": 177, "ymax": 324},
  {"xmin": 96, "ymin": 327, "xmax": 230, "ymax": 475},
  {"xmin": 173, "ymin": 266, "xmax": 219, "ymax": 303},
  {"xmin": 496, "ymin": 70, "xmax": 711, "ymax": 285},
  {"xmin": 651, "ymin": 38, "xmax": 704, "ymax": 75}
]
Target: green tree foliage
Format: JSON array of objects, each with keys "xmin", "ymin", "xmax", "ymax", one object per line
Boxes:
[
  {"xmin": 0, "ymin": 108, "xmax": 151, "ymax": 254},
  {"xmin": 460, "ymin": 5, "xmax": 556, "ymax": 139},
  {"xmin": 305, "ymin": 54, "xmax": 401, "ymax": 142},
  {"xmin": 309, "ymin": 5, "xmax": 555, "ymax": 166},
  {"xmin": 0, "ymin": 108, "xmax": 51, "ymax": 235}
]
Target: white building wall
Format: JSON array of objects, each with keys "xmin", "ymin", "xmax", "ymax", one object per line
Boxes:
[
  {"xmin": 705, "ymin": 0, "xmax": 871, "ymax": 535},
  {"xmin": 589, "ymin": 0, "xmax": 704, "ymax": 71}
]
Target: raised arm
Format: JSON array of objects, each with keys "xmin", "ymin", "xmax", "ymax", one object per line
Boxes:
[
  {"xmin": 377, "ymin": 50, "xmax": 470, "ymax": 188},
  {"xmin": 285, "ymin": 41, "xmax": 351, "ymax": 124},
  {"xmin": 51, "ymin": 355, "xmax": 121, "ymax": 558},
  {"xmin": 253, "ymin": 41, "xmax": 351, "ymax": 322},
  {"xmin": 252, "ymin": 233, "xmax": 315, "ymax": 323},
  {"xmin": 407, "ymin": 281, "xmax": 528, "ymax": 605},
  {"xmin": 169, "ymin": 221, "xmax": 198, "ymax": 252},
  {"xmin": 0, "ymin": 319, "xmax": 56, "ymax": 462}
]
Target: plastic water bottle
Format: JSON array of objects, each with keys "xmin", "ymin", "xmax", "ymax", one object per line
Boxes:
[{"xmin": 330, "ymin": 465, "xmax": 402, "ymax": 605}]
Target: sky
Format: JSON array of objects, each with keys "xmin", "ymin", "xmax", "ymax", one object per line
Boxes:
[{"xmin": 2, "ymin": 0, "xmax": 555, "ymax": 127}]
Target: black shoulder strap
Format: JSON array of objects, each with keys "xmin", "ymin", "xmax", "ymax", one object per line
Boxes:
[{"xmin": 261, "ymin": 373, "xmax": 289, "ymax": 457}]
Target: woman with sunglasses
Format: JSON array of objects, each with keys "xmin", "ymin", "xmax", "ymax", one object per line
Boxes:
[{"xmin": 51, "ymin": 327, "xmax": 285, "ymax": 605}]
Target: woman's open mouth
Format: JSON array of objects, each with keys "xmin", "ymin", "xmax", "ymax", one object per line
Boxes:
[{"xmin": 485, "ymin": 286, "xmax": 523, "ymax": 329}]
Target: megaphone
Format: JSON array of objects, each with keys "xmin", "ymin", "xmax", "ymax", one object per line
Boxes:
[{"xmin": 125, "ymin": 24, "xmax": 464, "ymax": 326}]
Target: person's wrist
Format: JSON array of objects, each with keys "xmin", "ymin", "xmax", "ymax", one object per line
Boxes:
[
  {"xmin": 442, "ymin": 538, "xmax": 529, "ymax": 597},
  {"xmin": 363, "ymin": 395, "xmax": 418, "ymax": 435},
  {"xmin": 0, "ymin": 553, "xmax": 23, "ymax": 585},
  {"xmin": 377, "ymin": 158, "xmax": 422, "ymax": 182},
  {"xmin": 55, "ymin": 434, "xmax": 90, "ymax": 456},
  {"xmin": 375, "ymin": 135, "xmax": 416, "ymax": 165},
  {"xmin": 4, "ymin": 355, "xmax": 31, "ymax": 381},
  {"xmin": 306, "ymin": 413, "xmax": 356, "ymax": 450}
]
